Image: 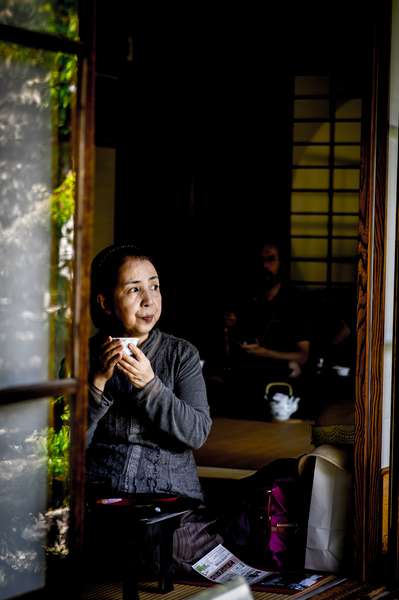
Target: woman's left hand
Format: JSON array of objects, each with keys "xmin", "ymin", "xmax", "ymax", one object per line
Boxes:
[{"xmin": 117, "ymin": 344, "xmax": 155, "ymax": 389}]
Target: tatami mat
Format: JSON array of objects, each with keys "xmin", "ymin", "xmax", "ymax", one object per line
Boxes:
[
  {"xmin": 80, "ymin": 579, "xmax": 396, "ymax": 600},
  {"xmin": 81, "ymin": 580, "xmax": 294, "ymax": 600},
  {"xmin": 80, "ymin": 574, "xmax": 354, "ymax": 600}
]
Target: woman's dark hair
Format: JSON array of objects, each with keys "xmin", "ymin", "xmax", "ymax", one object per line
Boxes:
[{"xmin": 90, "ymin": 243, "xmax": 155, "ymax": 329}]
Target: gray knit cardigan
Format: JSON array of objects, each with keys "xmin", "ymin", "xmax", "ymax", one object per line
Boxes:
[{"xmin": 86, "ymin": 328, "xmax": 212, "ymax": 501}]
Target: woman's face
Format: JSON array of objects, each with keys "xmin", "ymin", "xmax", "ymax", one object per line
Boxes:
[{"xmin": 104, "ymin": 257, "xmax": 162, "ymax": 339}]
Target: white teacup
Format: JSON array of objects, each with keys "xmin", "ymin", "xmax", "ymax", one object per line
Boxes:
[
  {"xmin": 332, "ymin": 364, "xmax": 350, "ymax": 377},
  {"xmin": 112, "ymin": 337, "xmax": 140, "ymax": 357}
]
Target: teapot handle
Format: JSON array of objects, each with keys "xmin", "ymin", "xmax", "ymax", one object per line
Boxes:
[{"xmin": 265, "ymin": 381, "xmax": 293, "ymax": 397}]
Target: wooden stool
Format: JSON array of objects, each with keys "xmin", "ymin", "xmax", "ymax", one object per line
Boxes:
[{"xmin": 85, "ymin": 492, "xmax": 197, "ymax": 600}]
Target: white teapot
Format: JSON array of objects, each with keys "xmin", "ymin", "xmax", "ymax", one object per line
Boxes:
[
  {"xmin": 265, "ymin": 381, "xmax": 300, "ymax": 421},
  {"xmin": 269, "ymin": 392, "xmax": 300, "ymax": 421}
]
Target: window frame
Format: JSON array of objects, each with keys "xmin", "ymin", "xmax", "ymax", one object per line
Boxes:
[
  {"xmin": 0, "ymin": 0, "xmax": 95, "ymax": 594},
  {"xmin": 289, "ymin": 75, "xmax": 361, "ymax": 290}
]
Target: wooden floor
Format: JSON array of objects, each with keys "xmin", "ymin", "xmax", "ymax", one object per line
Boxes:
[{"xmin": 194, "ymin": 417, "xmax": 314, "ymax": 471}]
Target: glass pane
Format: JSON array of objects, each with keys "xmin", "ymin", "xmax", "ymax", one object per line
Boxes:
[
  {"xmin": 335, "ymin": 99, "xmax": 362, "ymax": 119},
  {"xmin": 332, "ymin": 238, "xmax": 358, "ymax": 258},
  {"xmin": 0, "ymin": 43, "xmax": 77, "ymax": 388},
  {"xmin": 293, "ymin": 122, "xmax": 330, "ymax": 143},
  {"xmin": 291, "ymin": 215, "xmax": 328, "ymax": 236},
  {"xmin": 292, "ymin": 168, "xmax": 330, "ymax": 189},
  {"xmin": 291, "ymin": 192, "xmax": 329, "ymax": 212},
  {"xmin": 291, "ymin": 261, "xmax": 327, "ymax": 282},
  {"xmin": 293, "ymin": 145, "xmax": 330, "ymax": 166},
  {"xmin": 333, "ymin": 215, "xmax": 359, "ymax": 237},
  {"xmin": 294, "ymin": 99, "xmax": 330, "ymax": 119},
  {"xmin": 335, "ymin": 122, "xmax": 361, "ymax": 142},
  {"xmin": 291, "ymin": 238, "xmax": 328, "ymax": 258},
  {"xmin": 0, "ymin": 395, "xmax": 71, "ymax": 599},
  {"xmin": 332, "ymin": 262, "xmax": 356, "ymax": 283},
  {"xmin": 294, "ymin": 76, "xmax": 330, "ymax": 95},
  {"xmin": 333, "ymin": 169, "xmax": 360, "ymax": 189},
  {"xmin": 334, "ymin": 145, "xmax": 361, "ymax": 166},
  {"xmin": 0, "ymin": 1, "xmax": 79, "ymax": 40},
  {"xmin": 333, "ymin": 192, "xmax": 359, "ymax": 213}
]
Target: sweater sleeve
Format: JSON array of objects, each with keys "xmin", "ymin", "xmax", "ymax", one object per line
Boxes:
[
  {"xmin": 134, "ymin": 347, "xmax": 212, "ymax": 449},
  {"xmin": 87, "ymin": 383, "xmax": 114, "ymax": 447}
]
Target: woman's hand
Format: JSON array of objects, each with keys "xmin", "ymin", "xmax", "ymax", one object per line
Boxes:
[
  {"xmin": 241, "ymin": 341, "xmax": 309, "ymax": 369},
  {"xmin": 92, "ymin": 336, "xmax": 123, "ymax": 390},
  {"xmin": 117, "ymin": 343, "xmax": 155, "ymax": 389},
  {"xmin": 288, "ymin": 360, "xmax": 302, "ymax": 378},
  {"xmin": 240, "ymin": 342, "xmax": 269, "ymax": 357}
]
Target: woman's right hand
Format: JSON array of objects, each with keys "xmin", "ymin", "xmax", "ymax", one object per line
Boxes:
[{"xmin": 91, "ymin": 336, "xmax": 123, "ymax": 391}]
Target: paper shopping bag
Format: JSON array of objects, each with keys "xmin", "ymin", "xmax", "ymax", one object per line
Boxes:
[{"xmin": 299, "ymin": 445, "xmax": 352, "ymax": 573}]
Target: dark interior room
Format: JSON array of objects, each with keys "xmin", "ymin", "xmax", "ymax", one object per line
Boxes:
[{"xmin": 95, "ymin": 1, "xmax": 368, "ymax": 355}]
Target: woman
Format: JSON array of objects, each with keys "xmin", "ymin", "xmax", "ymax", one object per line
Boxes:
[{"xmin": 87, "ymin": 243, "xmax": 212, "ymax": 502}]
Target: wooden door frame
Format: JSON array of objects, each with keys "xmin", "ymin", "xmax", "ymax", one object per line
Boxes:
[
  {"xmin": 387, "ymin": 0, "xmax": 399, "ymax": 583},
  {"xmin": 69, "ymin": 0, "xmax": 96, "ymax": 561},
  {"xmin": 354, "ymin": 0, "xmax": 392, "ymax": 581}
]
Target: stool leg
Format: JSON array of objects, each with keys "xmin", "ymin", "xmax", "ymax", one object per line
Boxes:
[
  {"xmin": 158, "ymin": 520, "xmax": 176, "ymax": 593},
  {"xmin": 123, "ymin": 575, "xmax": 139, "ymax": 600},
  {"xmin": 123, "ymin": 530, "xmax": 140, "ymax": 600}
]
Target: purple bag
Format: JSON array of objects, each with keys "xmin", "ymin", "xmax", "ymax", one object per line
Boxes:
[
  {"xmin": 266, "ymin": 477, "xmax": 304, "ymax": 570},
  {"xmin": 221, "ymin": 460, "xmax": 307, "ymax": 571}
]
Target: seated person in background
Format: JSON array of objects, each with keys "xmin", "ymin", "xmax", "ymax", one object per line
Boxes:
[
  {"xmin": 87, "ymin": 243, "xmax": 220, "ymax": 570},
  {"xmin": 205, "ymin": 239, "xmax": 312, "ymax": 419}
]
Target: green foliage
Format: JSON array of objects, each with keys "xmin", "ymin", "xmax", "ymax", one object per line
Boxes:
[
  {"xmin": 47, "ymin": 424, "xmax": 70, "ymax": 481},
  {"xmin": 50, "ymin": 52, "xmax": 77, "ymax": 136},
  {"xmin": 35, "ymin": 396, "xmax": 70, "ymax": 497},
  {"xmin": 50, "ymin": 170, "xmax": 76, "ymax": 227},
  {"xmin": 0, "ymin": 39, "xmax": 42, "ymax": 64},
  {"xmin": 40, "ymin": 0, "xmax": 79, "ymax": 40},
  {"xmin": 0, "ymin": 1, "xmax": 78, "ymax": 136},
  {"xmin": 47, "ymin": 395, "xmax": 70, "ymax": 483},
  {"xmin": 0, "ymin": 0, "xmax": 79, "ymax": 41},
  {"xmin": 53, "ymin": 393, "xmax": 71, "ymax": 421},
  {"xmin": 40, "ymin": 2, "xmax": 79, "ymax": 138}
]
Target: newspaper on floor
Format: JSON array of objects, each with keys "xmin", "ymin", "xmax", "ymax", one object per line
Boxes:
[{"xmin": 192, "ymin": 544, "xmax": 273, "ymax": 585}]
